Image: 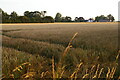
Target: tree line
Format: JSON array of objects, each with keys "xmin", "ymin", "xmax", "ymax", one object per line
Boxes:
[
  {"xmin": 55, "ymin": 13, "xmax": 115, "ymax": 22},
  {"xmin": 1, "ymin": 9, "xmax": 54, "ymax": 23},
  {"xmin": 0, "ymin": 9, "xmax": 115, "ymax": 23}
]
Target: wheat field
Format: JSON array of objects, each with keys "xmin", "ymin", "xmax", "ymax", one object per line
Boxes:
[{"xmin": 1, "ymin": 22, "xmax": 120, "ymax": 79}]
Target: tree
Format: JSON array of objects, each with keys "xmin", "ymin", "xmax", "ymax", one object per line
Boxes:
[
  {"xmin": 24, "ymin": 11, "xmax": 42, "ymax": 22},
  {"xmin": 95, "ymin": 14, "xmax": 115, "ymax": 22},
  {"xmin": 18, "ymin": 16, "xmax": 30, "ymax": 23},
  {"xmin": 107, "ymin": 14, "xmax": 115, "ymax": 22},
  {"xmin": 78, "ymin": 17, "xmax": 85, "ymax": 22},
  {"xmin": 10, "ymin": 11, "xmax": 18, "ymax": 22},
  {"xmin": 111, "ymin": 16, "xmax": 115, "ymax": 22},
  {"xmin": 24, "ymin": 11, "xmax": 30, "ymax": 17},
  {"xmin": 55, "ymin": 13, "xmax": 62, "ymax": 22},
  {"xmin": 75, "ymin": 17, "xmax": 78, "ymax": 22},
  {"xmin": 65, "ymin": 16, "xmax": 72, "ymax": 22},
  {"xmin": 1, "ymin": 10, "xmax": 55, "ymax": 23},
  {"xmin": 11, "ymin": 11, "xmax": 18, "ymax": 18},
  {"xmin": 61, "ymin": 16, "xmax": 72, "ymax": 22},
  {"xmin": 24, "ymin": 11, "xmax": 41, "ymax": 18},
  {"xmin": 95, "ymin": 15, "xmax": 109, "ymax": 22},
  {"xmin": 28, "ymin": 12, "xmax": 34, "ymax": 18},
  {"xmin": 43, "ymin": 16, "xmax": 54, "ymax": 23},
  {"xmin": 99, "ymin": 15, "xmax": 106, "ymax": 20},
  {"xmin": 33, "ymin": 11, "xmax": 42, "ymax": 22},
  {"xmin": 2, "ymin": 10, "xmax": 10, "ymax": 23},
  {"xmin": 74, "ymin": 17, "xmax": 84, "ymax": 22},
  {"xmin": 95, "ymin": 16, "xmax": 100, "ymax": 22}
]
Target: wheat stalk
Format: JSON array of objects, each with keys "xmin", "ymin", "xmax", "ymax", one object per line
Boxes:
[
  {"xmin": 52, "ymin": 56, "xmax": 55, "ymax": 79},
  {"xmin": 106, "ymin": 67, "xmax": 116, "ymax": 79},
  {"xmin": 109, "ymin": 67, "xmax": 116, "ymax": 78},
  {"xmin": 98, "ymin": 68, "xmax": 104, "ymax": 78},
  {"xmin": 116, "ymin": 50, "xmax": 120, "ymax": 62},
  {"xmin": 116, "ymin": 53, "xmax": 120, "ymax": 61},
  {"xmin": 89, "ymin": 65, "xmax": 95, "ymax": 76},
  {"xmin": 70, "ymin": 71, "xmax": 76, "ymax": 78},
  {"xmin": 63, "ymin": 32, "xmax": 78, "ymax": 57},
  {"xmin": 70, "ymin": 62, "xmax": 83, "ymax": 78},
  {"xmin": 59, "ymin": 70, "xmax": 65, "ymax": 78},
  {"xmin": 82, "ymin": 74, "xmax": 89, "ymax": 78},
  {"xmin": 56, "ymin": 32, "xmax": 78, "ymax": 79},
  {"xmin": 85, "ymin": 69, "xmax": 89, "ymax": 74},
  {"xmin": 41, "ymin": 72, "xmax": 45, "ymax": 78},
  {"xmin": 21, "ymin": 72, "xmax": 36, "ymax": 78},
  {"xmin": 13, "ymin": 62, "xmax": 31, "ymax": 72},
  {"xmin": 92, "ymin": 64, "xmax": 100, "ymax": 78},
  {"xmin": 9, "ymin": 74, "xmax": 14, "ymax": 78},
  {"xmin": 106, "ymin": 67, "xmax": 111, "ymax": 78},
  {"xmin": 40, "ymin": 71, "xmax": 49, "ymax": 78},
  {"xmin": 10, "ymin": 62, "xmax": 32, "ymax": 79}
]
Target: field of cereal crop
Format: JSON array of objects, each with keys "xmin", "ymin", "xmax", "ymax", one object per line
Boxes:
[{"xmin": 2, "ymin": 22, "xmax": 120, "ymax": 79}]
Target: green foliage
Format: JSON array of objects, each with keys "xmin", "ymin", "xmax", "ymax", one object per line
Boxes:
[
  {"xmin": 2, "ymin": 9, "xmax": 54, "ymax": 23},
  {"xmin": 107, "ymin": 14, "xmax": 115, "ymax": 22},
  {"xmin": 1, "ymin": 8, "xmax": 115, "ymax": 23},
  {"xmin": 43, "ymin": 16, "xmax": 54, "ymax": 23},
  {"xmin": 61, "ymin": 16, "xmax": 72, "ymax": 22},
  {"xmin": 95, "ymin": 14, "xmax": 115, "ymax": 22},
  {"xmin": 18, "ymin": 16, "xmax": 30, "ymax": 23},
  {"xmin": 55, "ymin": 13, "xmax": 73, "ymax": 22},
  {"xmin": 74, "ymin": 17, "xmax": 85, "ymax": 22},
  {"xmin": 55, "ymin": 13, "xmax": 62, "ymax": 22}
]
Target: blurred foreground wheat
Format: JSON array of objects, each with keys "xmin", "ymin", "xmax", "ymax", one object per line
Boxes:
[{"xmin": 2, "ymin": 32, "xmax": 120, "ymax": 79}]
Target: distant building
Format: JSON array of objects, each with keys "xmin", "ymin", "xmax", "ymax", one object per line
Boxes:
[
  {"xmin": 86, "ymin": 18, "xmax": 94, "ymax": 22},
  {"xmin": 98, "ymin": 19, "xmax": 110, "ymax": 22}
]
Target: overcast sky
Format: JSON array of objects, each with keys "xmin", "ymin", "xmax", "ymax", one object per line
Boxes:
[{"xmin": 0, "ymin": 0, "xmax": 119, "ymax": 20}]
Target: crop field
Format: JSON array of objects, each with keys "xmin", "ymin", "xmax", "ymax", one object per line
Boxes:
[{"xmin": 1, "ymin": 23, "xmax": 120, "ymax": 79}]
